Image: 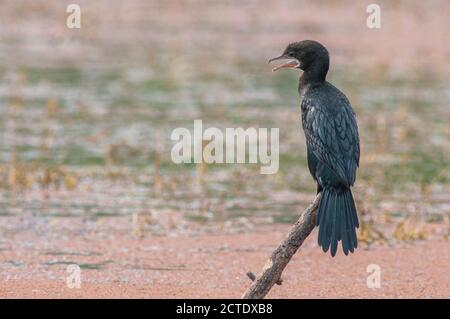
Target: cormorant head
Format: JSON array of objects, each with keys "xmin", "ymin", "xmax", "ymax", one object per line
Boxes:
[{"xmin": 269, "ymin": 40, "xmax": 329, "ymax": 75}]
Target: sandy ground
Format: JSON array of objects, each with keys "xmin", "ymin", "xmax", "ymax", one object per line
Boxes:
[
  {"xmin": 1, "ymin": 225, "xmax": 448, "ymax": 298},
  {"xmin": 0, "ymin": 1, "xmax": 449, "ymax": 299}
]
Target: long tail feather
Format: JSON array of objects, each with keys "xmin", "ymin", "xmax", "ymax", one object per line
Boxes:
[{"xmin": 317, "ymin": 187, "xmax": 359, "ymax": 257}]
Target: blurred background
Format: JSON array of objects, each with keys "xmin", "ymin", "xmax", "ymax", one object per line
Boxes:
[{"xmin": 0, "ymin": 0, "xmax": 449, "ymax": 297}]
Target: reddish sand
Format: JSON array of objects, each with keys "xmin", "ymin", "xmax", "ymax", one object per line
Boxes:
[{"xmin": 1, "ymin": 225, "xmax": 448, "ymax": 298}]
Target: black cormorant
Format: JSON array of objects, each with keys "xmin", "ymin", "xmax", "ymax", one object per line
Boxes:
[{"xmin": 269, "ymin": 40, "xmax": 360, "ymax": 257}]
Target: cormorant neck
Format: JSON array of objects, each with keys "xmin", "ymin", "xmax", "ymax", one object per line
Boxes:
[{"xmin": 299, "ymin": 58, "xmax": 329, "ymax": 89}]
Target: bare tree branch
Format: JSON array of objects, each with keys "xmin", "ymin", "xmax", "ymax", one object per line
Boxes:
[{"xmin": 242, "ymin": 193, "xmax": 322, "ymax": 299}]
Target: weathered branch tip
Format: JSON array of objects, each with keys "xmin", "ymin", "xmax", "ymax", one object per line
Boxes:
[{"xmin": 241, "ymin": 193, "xmax": 322, "ymax": 299}]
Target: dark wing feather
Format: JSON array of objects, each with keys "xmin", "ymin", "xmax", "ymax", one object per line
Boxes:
[{"xmin": 302, "ymin": 85, "xmax": 360, "ymax": 186}]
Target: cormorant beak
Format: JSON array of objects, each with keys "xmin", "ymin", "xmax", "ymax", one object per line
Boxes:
[{"xmin": 268, "ymin": 55, "xmax": 300, "ymax": 72}]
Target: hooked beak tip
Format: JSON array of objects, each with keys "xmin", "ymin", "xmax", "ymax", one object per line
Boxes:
[
  {"xmin": 270, "ymin": 58, "xmax": 300, "ymax": 72},
  {"xmin": 268, "ymin": 54, "xmax": 300, "ymax": 72},
  {"xmin": 268, "ymin": 55, "xmax": 284, "ymax": 64}
]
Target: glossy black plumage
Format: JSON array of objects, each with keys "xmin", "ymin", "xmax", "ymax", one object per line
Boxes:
[
  {"xmin": 272, "ymin": 40, "xmax": 360, "ymax": 256},
  {"xmin": 301, "ymin": 82, "xmax": 360, "ymax": 188}
]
